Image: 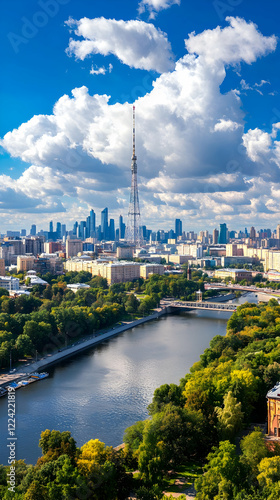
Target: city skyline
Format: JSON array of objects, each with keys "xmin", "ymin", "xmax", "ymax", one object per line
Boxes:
[
  {"xmin": 1, "ymin": 209, "xmax": 278, "ymax": 243},
  {"xmin": 1, "ymin": 1, "xmax": 280, "ymax": 231}
]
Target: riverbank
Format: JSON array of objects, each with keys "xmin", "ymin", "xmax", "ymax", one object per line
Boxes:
[{"xmin": 0, "ymin": 306, "xmax": 169, "ymax": 388}]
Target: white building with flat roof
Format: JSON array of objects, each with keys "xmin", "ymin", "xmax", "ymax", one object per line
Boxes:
[{"xmin": 0, "ymin": 276, "xmax": 20, "ymax": 291}]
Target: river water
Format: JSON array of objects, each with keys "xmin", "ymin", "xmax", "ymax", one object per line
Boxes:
[{"xmin": 0, "ymin": 294, "xmax": 257, "ymax": 465}]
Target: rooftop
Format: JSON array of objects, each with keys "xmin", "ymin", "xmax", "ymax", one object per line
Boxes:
[
  {"xmin": 267, "ymin": 382, "xmax": 280, "ymax": 399},
  {"xmin": 216, "ymin": 268, "xmax": 252, "ymax": 273}
]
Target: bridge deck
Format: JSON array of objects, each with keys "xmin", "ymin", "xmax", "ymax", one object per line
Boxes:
[{"xmin": 167, "ymin": 301, "xmax": 237, "ymax": 312}]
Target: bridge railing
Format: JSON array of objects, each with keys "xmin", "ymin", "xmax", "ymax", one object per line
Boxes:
[{"xmin": 165, "ymin": 301, "xmax": 237, "ymax": 311}]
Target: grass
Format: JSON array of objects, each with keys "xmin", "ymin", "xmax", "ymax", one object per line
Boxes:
[
  {"xmin": 129, "ymin": 462, "xmax": 203, "ymax": 499},
  {"xmin": 162, "ymin": 462, "xmax": 203, "ymax": 495}
]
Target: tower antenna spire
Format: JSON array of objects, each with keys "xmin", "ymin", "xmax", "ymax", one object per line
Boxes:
[
  {"xmin": 132, "ymin": 105, "xmax": 136, "ymax": 159},
  {"xmin": 125, "ymin": 105, "xmax": 143, "ymax": 246}
]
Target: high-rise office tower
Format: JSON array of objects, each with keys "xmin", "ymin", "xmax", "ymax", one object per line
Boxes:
[
  {"xmin": 218, "ymin": 223, "xmax": 228, "ymax": 244},
  {"xmin": 49, "ymin": 221, "xmax": 53, "ymax": 233},
  {"xmin": 213, "ymin": 228, "xmax": 219, "ymax": 244},
  {"xmin": 175, "ymin": 218, "xmax": 182, "ymax": 238},
  {"xmin": 125, "ymin": 106, "xmax": 142, "ymax": 245},
  {"xmin": 73, "ymin": 221, "xmax": 78, "ymax": 237},
  {"xmin": 90, "ymin": 209, "xmax": 96, "ymax": 236},
  {"xmin": 250, "ymin": 226, "xmax": 256, "ymax": 239},
  {"xmin": 30, "ymin": 224, "xmax": 36, "ymax": 236},
  {"xmin": 109, "ymin": 219, "xmax": 115, "ymax": 240},
  {"xmin": 56, "ymin": 222, "xmax": 61, "ymax": 239},
  {"xmin": 86, "ymin": 216, "xmax": 91, "ymax": 239},
  {"xmin": 101, "ymin": 208, "xmax": 108, "ymax": 240},
  {"xmin": 61, "ymin": 224, "xmax": 66, "ymax": 238},
  {"xmin": 119, "ymin": 215, "xmax": 125, "ymax": 239},
  {"xmin": 78, "ymin": 221, "xmax": 86, "ymax": 239}
]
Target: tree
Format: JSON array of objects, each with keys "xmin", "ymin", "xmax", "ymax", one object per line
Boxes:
[
  {"xmin": 77, "ymin": 439, "xmax": 132, "ymax": 499},
  {"xmin": 38, "ymin": 430, "xmax": 77, "ymax": 462},
  {"xmin": 42, "ymin": 286, "xmax": 52, "ymax": 300},
  {"xmin": 74, "ymin": 288, "xmax": 97, "ymax": 307},
  {"xmin": 257, "ymin": 456, "xmax": 280, "ymax": 487},
  {"xmin": 23, "ymin": 321, "xmax": 52, "ymax": 352},
  {"xmin": 138, "ymin": 296, "xmax": 156, "ymax": 315},
  {"xmin": 73, "ymin": 271, "xmax": 92, "ymax": 284},
  {"xmin": 14, "ymin": 295, "xmax": 42, "ymax": 314},
  {"xmin": 125, "ymin": 293, "xmax": 139, "ymax": 314},
  {"xmin": 0, "ymin": 340, "xmax": 13, "ymax": 368},
  {"xmin": 1, "ymin": 298, "xmax": 15, "ymax": 314},
  {"xmin": 0, "ymin": 287, "xmax": 9, "ymax": 298},
  {"xmin": 230, "ymin": 369, "xmax": 259, "ymax": 419},
  {"xmin": 148, "ymin": 383, "xmax": 185, "ymax": 415},
  {"xmin": 241, "ymin": 428, "xmax": 268, "ymax": 479},
  {"xmin": 124, "ymin": 420, "xmax": 146, "ymax": 453},
  {"xmin": 195, "ymin": 441, "xmax": 242, "ymax": 500},
  {"xmin": 77, "ymin": 439, "xmax": 108, "ymax": 475},
  {"xmin": 24, "ymin": 480, "xmax": 47, "ymax": 500},
  {"xmin": 216, "ymin": 391, "xmax": 244, "ymax": 441},
  {"xmin": 138, "ymin": 405, "xmax": 205, "ymax": 483},
  {"xmin": 89, "ymin": 276, "xmax": 108, "ymax": 289},
  {"xmin": 15, "ymin": 334, "xmax": 34, "ymax": 357}
]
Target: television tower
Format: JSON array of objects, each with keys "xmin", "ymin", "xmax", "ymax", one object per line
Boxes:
[{"xmin": 125, "ymin": 105, "xmax": 142, "ymax": 245}]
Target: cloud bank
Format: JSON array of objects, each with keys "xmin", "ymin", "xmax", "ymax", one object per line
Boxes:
[{"xmin": 1, "ymin": 17, "xmax": 279, "ymax": 229}]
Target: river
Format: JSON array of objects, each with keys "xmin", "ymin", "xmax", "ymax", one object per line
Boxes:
[{"xmin": 0, "ymin": 293, "xmax": 257, "ymax": 465}]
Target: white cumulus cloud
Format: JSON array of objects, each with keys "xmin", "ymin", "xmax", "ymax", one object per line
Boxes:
[
  {"xmin": 214, "ymin": 119, "xmax": 242, "ymax": 132},
  {"xmin": 138, "ymin": 0, "xmax": 180, "ymax": 19},
  {"xmin": 66, "ymin": 17, "xmax": 174, "ymax": 73},
  {"xmin": 185, "ymin": 17, "xmax": 277, "ymax": 67}
]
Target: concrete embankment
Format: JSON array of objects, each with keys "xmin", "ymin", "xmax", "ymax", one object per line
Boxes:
[
  {"xmin": 0, "ymin": 307, "xmax": 170, "ymax": 387},
  {"xmin": 207, "ymin": 293, "xmax": 236, "ymax": 302}
]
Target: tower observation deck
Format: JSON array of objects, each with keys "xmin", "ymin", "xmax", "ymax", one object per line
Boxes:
[{"xmin": 125, "ymin": 106, "xmax": 143, "ymax": 246}]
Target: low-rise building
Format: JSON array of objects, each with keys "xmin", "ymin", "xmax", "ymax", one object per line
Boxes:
[
  {"xmin": 214, "ymin": 268, "xmax": 252, "ymax": 282},
  {"xmin": 267, "ymin": 271, "xmax": 280, "ymax": 281},
  {"xmin": 25, "ymin": 270, "xmax": 48, "ymax": 286},
  {"xmin": 267, "ymin": 382, "xmax": 280, "ymax": 438},
  {"xmin": 221, "ymin": 256, "xmax": 256, "ymax": 267},
  {"xmin": 140, "ymin": 263, "xmax": 165, "ymax": 279},
  {"xmin": 99, "ymin": 261, "xmax": 141, "ymax": 284},
  {"xmin": 168, "ymin": 255, "xmax": 192, "ymax": 265},
  {"xmin": 67, "ymin": 283, "xmax": 90, "ymax": 293},
  {"xmin": 0, "ymin": 276, "xmax": 20, "ymax": 291},
  {"xmin": 117, "ymin": 246, "xmax": 134, "ymax": 259}
]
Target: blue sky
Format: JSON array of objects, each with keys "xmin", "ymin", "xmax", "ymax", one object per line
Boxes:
[{"xmin": 1, "ymin": 0, "xmax": 280, "ymax": 233}]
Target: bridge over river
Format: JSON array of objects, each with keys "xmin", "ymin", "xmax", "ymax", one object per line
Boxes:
[{"xmin": 162, "ymin": 300, "xmax": 237, "ymax": 312}]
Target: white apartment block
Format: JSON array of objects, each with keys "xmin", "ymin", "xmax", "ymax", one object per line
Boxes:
[
  {"xmin": 177, "ymin": 244, "xmax": 203, "ymax": 259},
  {"xmin": 0, "ymin": 276, "xmax": 20, "ymax": 291}
]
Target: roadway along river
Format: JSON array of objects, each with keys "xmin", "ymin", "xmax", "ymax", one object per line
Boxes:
[{"xmin": 0, "ymin": 294, "xmax": 257, "ymax": 465}]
